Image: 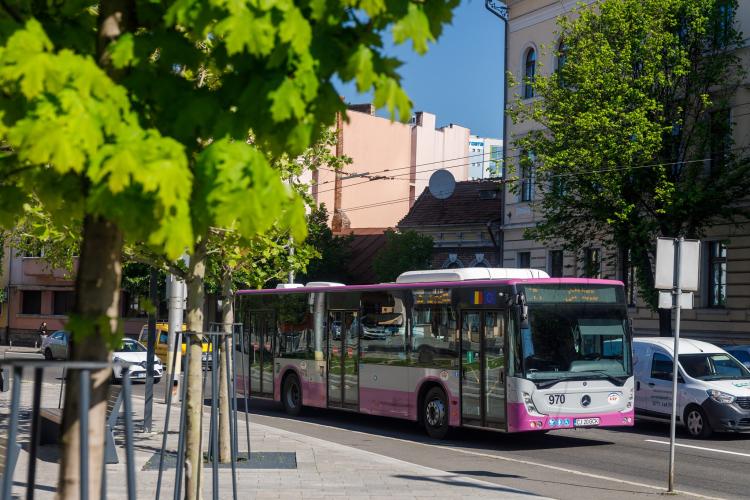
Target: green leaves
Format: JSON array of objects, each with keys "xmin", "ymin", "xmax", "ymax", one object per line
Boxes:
[
  {"xmin": 515, "ymin": 0, "xmax": 748, "ymax": 311},
  {"xmin": 393, "ymin": 4, "xmax": 435, "ymax": 55},
  {"xmin": 194, "ymin": 139, "xmax": 307, "ymax": 243}
]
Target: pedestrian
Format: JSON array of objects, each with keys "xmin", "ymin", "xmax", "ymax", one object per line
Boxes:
[{"xmin": 38, "ymin": 321, "xmax": 48, "ymax": 347}]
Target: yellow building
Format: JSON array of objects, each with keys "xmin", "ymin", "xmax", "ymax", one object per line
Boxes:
[{"xmin": 504, "ymin": 0, "xmax": 750, "ymax": 341}]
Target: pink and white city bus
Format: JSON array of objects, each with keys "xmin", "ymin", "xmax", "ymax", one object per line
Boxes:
[{"xmin": 236, "ymin": 268, "xmax": 634, "ymax": 438}]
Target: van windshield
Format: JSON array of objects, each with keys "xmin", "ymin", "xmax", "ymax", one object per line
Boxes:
[{"xmin": 679, "ymin": 353, "xmax": 750, "ymax": 381}]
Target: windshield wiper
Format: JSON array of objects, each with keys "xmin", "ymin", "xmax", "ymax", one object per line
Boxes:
[{"xmin": 532, "ymin": 371, "xmax": 627, "ymax": 389}]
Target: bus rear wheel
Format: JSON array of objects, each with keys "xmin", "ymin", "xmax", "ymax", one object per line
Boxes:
[
  {"xmin": 422, "ymin": 387, "xmax": 450, "ymax": 439},
  {"xmin": 282, "ymin": 373, "xmax": 303, "ymax": 417}
]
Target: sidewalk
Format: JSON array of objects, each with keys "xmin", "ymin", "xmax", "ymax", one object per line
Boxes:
[{"xmin": 1, "ymin": 379, "xmax": 543, "ymax": 499}]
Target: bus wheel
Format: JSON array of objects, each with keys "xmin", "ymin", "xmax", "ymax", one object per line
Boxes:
[
  {"xmin": 423, "ymin": 387, "xmax": 449, "ymax": 439},
  {"xmin": 684, "ymin": 405, "xmax": 712, "ymax": 439},
  {"xmin": 282, "ymin": 373, "xmax": 303, "ymax": 417}
]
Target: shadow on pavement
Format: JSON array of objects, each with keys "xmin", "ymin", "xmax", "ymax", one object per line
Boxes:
[{"xmin": 393, "ymin": 474, "xmax": 541, "ymax": 496}]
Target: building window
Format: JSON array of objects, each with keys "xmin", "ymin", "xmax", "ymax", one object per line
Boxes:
[
  {"xmin": 524, "ymin": 48, "xmax": 536, "ymax": 99},
  {"xmin": 713, "ymin": 0, "xmax": 734, "ymax": 48},
  {"xmin": 520, "ymin": 150, "xmax": 534, "ymax": 202},
  {"xmin": 549, "ymin": 250, "xmax": 563, "ymax": 277},
  {"xmin": 517, "ymin": 252, "xmax": 531, "ymax": 268},
  {"xmin": 21, "ymin": 290, "xmax": 42, "ymax": 315},
  {"xmin": 53, "ymin": 291, "xmax": 75, "ymax": 315},
  {"xmin": 709, "ymin": 109, "xmax": 731, "ymax": 172},
  {"xmin": 708, "ymin": 241, "xmax": 727, "ymax": 308},
  {"xmin": 583, "ymin": 248, "xmax": 601, "ymax": 278}
]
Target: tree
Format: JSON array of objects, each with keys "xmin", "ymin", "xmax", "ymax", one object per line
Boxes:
[
  {"xmin": 1, "ymin": 0, "xmax": 460, "ymax": 497},
  {"xmin": 373, "ymin": 230, "xmax": 433, "ymax": 282},
  {"xmin": 299, "ymin": 205, "xmax": 354, "ymax": 283},
  {"xmin": 510, "ymin": 0, "xmax": 750, "ymax": 335}
]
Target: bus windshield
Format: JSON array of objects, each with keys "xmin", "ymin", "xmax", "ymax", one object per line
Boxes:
[{"xmin": 522, "ymin": 302, "xmax": 631, "ymax": 386}]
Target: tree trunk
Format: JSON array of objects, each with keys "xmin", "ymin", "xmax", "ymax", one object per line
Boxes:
[
  {"xmin": 184, "ymin": 240, "xmax": 207, "ymax": 500},
  {"xmin": 218, "ymin": 267, "xmax": 233, "ymax": 463},
  {"xmin": 58, "ymin": 216, "xmax": 123, "ymax": 499}
]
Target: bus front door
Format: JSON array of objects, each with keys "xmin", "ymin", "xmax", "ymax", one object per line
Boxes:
[
  {"xmin": 461, "ymin": 310, "xmax": 506, "ymax": 429},
  {"xmin": 250, "ymin": 311, "xmax": 275, "ymax": 398},
  {"xmin": 327, "ymin": 311, "xmax": 359, "ymax": 409}
]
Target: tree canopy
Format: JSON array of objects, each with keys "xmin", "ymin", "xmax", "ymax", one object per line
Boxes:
[
  {"xmin": 373, "ymin": 229, "xmax": 433, "ymax": 282},
  {"xmin": 510, "ymin": 0, "xmax": 749, "ymax": 323}
]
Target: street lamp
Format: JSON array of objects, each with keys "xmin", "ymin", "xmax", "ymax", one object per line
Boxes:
[{"xmin": 485, "ymin": 0, "xmax": 509, "ymax": 263}]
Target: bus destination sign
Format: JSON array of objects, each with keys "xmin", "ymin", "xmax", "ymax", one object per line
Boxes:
[
  {"xmin": 524, "ymin": 286, "xmax": 619, "ymax": 304},
  {"xmin": 413, "ymin": 289, "xmax": 452, "ymax": 305}
]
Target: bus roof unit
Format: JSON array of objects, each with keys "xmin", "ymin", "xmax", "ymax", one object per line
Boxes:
[{"xmin": 396, "ymin": 267, "xmax": 550, "ymax": 284}]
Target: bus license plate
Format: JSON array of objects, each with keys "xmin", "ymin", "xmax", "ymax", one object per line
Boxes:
[{"xmin": 574, "ymin": 418, "xmax": 600, "ymax": 427}]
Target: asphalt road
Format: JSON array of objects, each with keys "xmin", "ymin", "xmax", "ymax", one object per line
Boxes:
[
  {"xmin": 7, "ymin": 351, "xmax": 747, "ymax": 499},
  {"xmin": 243, "ymin": 399, "xmax": 749, "ymax": 500}
]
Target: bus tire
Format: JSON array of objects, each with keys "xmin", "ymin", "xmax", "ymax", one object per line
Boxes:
[
  {"xmin": 422, "ymin": 386, "xmax": 450, "ymax": 439},
  {"xmin": 282, "ymin": 373, "xmax": 303, "ymax": 417}
]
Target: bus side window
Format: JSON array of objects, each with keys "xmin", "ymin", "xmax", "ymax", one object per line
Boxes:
[{"xmin": 360, "ymin": 291, "xmax": 407, "ymax": 363}]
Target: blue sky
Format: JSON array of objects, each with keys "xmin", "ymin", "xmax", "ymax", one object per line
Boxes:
[{"xmin": 335, "ymin": 0, "xmax": 506, "ymax": 140}]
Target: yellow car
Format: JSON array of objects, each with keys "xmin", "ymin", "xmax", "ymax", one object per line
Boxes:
[{"xmin": 137, "ymin": 323, "xmax": 212, "ymax": 363}]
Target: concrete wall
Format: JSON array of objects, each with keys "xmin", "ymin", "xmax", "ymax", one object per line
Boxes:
[
  {"xmin": 315, "ymin": 109, "xmax": 413, "ymax": 229},
  {"xmin": 411, "ymin": 112, "xmax": 470, "ymax": 202},
  {"xmin": 313, "ymin": 108, "xmax": 471, "ymax": 230}
]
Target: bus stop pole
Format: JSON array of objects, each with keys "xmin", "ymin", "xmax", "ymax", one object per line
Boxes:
[
  {"xmin": 668, "ymin": 237, "xmax": 683, "ymax": 493},
  {"xmin": 144, "ymin": 267, "xmax": 158, "ymax": 432}
]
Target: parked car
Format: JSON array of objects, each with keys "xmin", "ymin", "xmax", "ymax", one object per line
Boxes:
[
  {"xmin": 633, "ymin": 337, "xmax": 750, "ymax": 438},
  {"xmin": 41, "ymin": 330, "xmax": 70, "ymax": 360},
  {"xmin": 112, "ymin": 338, "xmax": 163, "ymax": 383},
  {"xmin": 720, "ymin": 345, "xmax": 750, "ymax": 370}
]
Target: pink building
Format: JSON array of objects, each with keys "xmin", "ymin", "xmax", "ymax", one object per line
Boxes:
[
  {"xmin": 312, "ymin": 106, "xmax": 471, "ymax": 231},
  {"xmin": 1, "ymin": 248, "xmax": 146, "ymax": 345}
]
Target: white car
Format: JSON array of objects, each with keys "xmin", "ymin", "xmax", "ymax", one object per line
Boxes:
[
  {"xmin": 633, "ymin": 337, "xmax": 750, "ymax": 438},
  {"xmin": 41, "ymin": 330, "xmax": 70, "ymax": 360},
  {"xmin": 112, "ymin": 338, "xmax": 164, "ymax": 383}
]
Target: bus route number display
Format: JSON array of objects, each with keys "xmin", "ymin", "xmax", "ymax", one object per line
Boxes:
[
  {"xmin": 413, "ymin": 289, "xmax": 451, "ymax": 305},
  {"xmin": 524, "ymin": 286, "xmax": 619, "ymax": 304}
]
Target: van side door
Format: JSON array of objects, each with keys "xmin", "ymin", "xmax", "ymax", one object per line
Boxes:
[{"xmin": 647, "ymin": 351, "xmax": 676, "ymax": 418}]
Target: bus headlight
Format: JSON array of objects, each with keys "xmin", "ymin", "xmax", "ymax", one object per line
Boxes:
[
  {"xmin": 707, "ymin": 389, "xmax": 735, "ymax": 404},
  {"xmin": 523, "ymin": 392, "xmax": 540, "ymax": 414}
]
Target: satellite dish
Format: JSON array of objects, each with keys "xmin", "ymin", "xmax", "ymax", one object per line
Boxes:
[{"xmin": 428, "ymin": 169, "xmax": 455, "ymax": 199}]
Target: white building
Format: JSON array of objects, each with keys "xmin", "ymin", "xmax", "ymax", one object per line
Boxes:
[{"xmin": 468, "ymin": 135, "xmax": 503, "ymax": 180}]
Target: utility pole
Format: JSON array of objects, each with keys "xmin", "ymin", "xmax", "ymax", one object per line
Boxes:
[
  {"xmin": 331, "ymin": 110, "xmax": 344, "ymax": 233},
  {"xmin": 485, "ymin": 0, "xmax": 509, "ymax": 263},
  {"xmin": 166, "ymin": 265, "xmax": 186, "ymax": 400},
  {"xmin": 143, "ymin": 267, "xmax": 158, "ymax": 432}
]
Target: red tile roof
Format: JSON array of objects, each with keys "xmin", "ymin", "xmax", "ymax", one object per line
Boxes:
[{"xmin": 398, "ymin": 180, "xmax": 503, "ymax": 227}]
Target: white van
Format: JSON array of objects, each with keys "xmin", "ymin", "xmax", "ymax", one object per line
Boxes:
[{"xmin": 633, "ymin": 337, "xmax": 750, "ymax": 438}]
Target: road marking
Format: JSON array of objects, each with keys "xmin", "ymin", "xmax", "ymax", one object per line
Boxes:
[
  {"xmin": 255, "ymin": 415, "xmax": 722, "ymax": 499},
  {"xmin": 645, "ymin": 439, "xmax": 750, "ymax": 459}
]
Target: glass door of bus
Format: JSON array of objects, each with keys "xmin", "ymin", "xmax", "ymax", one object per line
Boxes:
[
  {"xmin": 327, "ymin": 311, "xmax": 359, "ymax": 409},
  {"xmin": 461, "ymin": 310, "xmax": 505, "ymax": 428},
  {"xmin": 250, "ymin": 311, "xmax": 275, "ymax": 398}
]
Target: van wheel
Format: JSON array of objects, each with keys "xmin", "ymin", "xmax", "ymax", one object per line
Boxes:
[
  {"xmin": 282, "ymin": 373, "xmax": 302, "ymax": 416},
  {"xmin": 684, "ymin": 405, "xmax": 713, "ymax": 439},
  {"xmin": 422, "ymin": 387, "xmax": 450, "ymax": 439}
]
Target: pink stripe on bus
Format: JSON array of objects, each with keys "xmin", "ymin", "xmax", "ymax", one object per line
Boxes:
[{"xmin": 507, "ymin": 402, "xmax": 634, "ymax": 432}]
